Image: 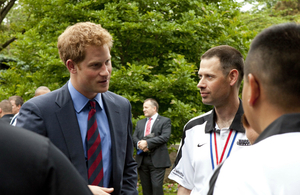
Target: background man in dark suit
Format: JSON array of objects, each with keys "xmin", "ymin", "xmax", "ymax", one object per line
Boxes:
[
  {"xmin": 133, "ymin": 98, "xmax": 171, "ymax": 195},
  {"xmin": 0, "ymin": 120, "xmax": 93, "ymax": 195},
  {"xmin": 9, "ymin": 95, "xmax": 23, "ymax": 126},
  {"xmin": 0, "ymin": 99, "xmax": 14, "ymax": 124},
  {"xmin": 16, "ymin": 22, "xmax": 138, "ymax": 195}
]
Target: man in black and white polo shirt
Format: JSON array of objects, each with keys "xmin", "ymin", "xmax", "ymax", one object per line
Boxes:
[
  {"xmin": 168, "ymin": 45, "xmax": 249, "ymax": 194},
  {"xmin": 207, "ymin": 23, "xmax": 300, "ymax": 195}
]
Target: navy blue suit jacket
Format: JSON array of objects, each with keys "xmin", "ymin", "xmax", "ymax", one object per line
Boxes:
[{"xmin": 17, "ymin": 83, "xmax": 138, "ymax": 195}]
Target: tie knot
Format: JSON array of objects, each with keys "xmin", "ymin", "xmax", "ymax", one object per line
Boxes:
[
  {"xmin": 89, "ymin": 100, "xmax": 96, "ymax": 109},
  {"xmin": 149, "ymin": 118, "xmax": 152, "ymax": 121}
]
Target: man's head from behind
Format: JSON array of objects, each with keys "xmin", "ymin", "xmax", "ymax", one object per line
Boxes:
[
  {"xmin": 198, "ymin": 45, "xmax": 244, "ymax": 106},
  {"xmin": 34, "ymin": 86, "xmax": 51, "ymax": 97},
  {"xmin": 8, "ymin": 96, "xmax": 23, "ymax": 115},
  {"xmin": 0, "ymin": 100, "xmax": 12, "ymax": 117},
  {"xmin": 242, "ymin": 23, "xmax": 300, "ymax": 133}
]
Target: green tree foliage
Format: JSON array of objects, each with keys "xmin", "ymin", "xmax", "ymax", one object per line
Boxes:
[
  {"xmin": 241, "ymin": 0, "xmax": 300, "ymax": 35},
  {"xmin": 0, "ymin": 0, "xmax": 27, "ymax": 53},
  {"xmin": 0, "ymin": 0, "xmax": 252, "ymax": 143},
  {"xmin": 273, "ymin": 0, "xmax": 300, "ymax": 16}
]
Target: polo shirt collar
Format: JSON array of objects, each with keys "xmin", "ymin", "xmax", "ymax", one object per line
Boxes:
[
  {"xmin": 205, "ymin": 98, "xmax": 245, "ymax": 133},
  {"xmin": 254, "ymin": 113, "xmax": 300, "ymax": 144}
]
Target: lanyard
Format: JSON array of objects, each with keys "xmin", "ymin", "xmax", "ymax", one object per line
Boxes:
[{"xmin": 210, "ymin": 130, "xmax": 238, "ymax": 170}]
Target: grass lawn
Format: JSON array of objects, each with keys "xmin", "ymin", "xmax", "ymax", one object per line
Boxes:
[{"xmin": 137, "ymin": 181, "xmax": 178, "ymax": 194}]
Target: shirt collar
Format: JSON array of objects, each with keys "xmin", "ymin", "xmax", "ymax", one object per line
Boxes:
[
  {"xmin": 254, "ymin": 113, "xmax": 300, "ymax": 144},
  {"xmin": 205, "ymin": 98, "xmax": 245, "ymax": 133},
  {"xmin": 68, "ymin": 80, "xmax": 103, "ymax": 113},
  {"xmin": 149, "ymin": 113, "xmax": 158, "ymax": 121}
]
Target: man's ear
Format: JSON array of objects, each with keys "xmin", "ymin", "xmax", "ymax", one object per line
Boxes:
[
  {"xmin": 228, "ymin": 69, "xmax": 239, "ymax": 86},
  {"xmin": 66, "ymin": 59, "xmax": 77, "ymax": 74},
  {"xmin": 248, "ymin": 73, "xmax": 260, "ymax": 107}
]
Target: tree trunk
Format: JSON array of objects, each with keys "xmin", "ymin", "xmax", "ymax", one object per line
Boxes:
[{"xmin": 0, "ymin": 0, "xmax": 16, "ymax": 24}]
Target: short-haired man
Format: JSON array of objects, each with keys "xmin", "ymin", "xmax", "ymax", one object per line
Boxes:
[
  {"xmin": 34, "ymin": 86, "xmax": 51, "ymax": 97},
  {"xmin": 168, "ymin": 45, "xmax": 249, "ymax": 194},
  {"xmin": 9, "ymin": 95, "xmax": 24, "ymax": 126},
  {"xmin": 17, "ymin": 22, "xmax": 138, "ymax": 195},
  {"xmin": 133, "ymin": 98, "xmax": 171, "ymax": 195},
  {"xmin": 208, "ymin": 23, "xmax": 300, "ymax": 195},
  {"xmin": 0, "ymin": 100, "xmax": 14, "ymax": 124}
]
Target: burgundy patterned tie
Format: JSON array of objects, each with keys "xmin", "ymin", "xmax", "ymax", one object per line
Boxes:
[{"xmin": 87, "ymin": 100, "xmax": 104, "ymax": 186}]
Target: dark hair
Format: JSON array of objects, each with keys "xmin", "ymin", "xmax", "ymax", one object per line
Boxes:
[
  {"xmin": 144, "ymin": 98, "xmax": 159, "ymax": 112},
  {"xmin": 201, "ymin": 45, "xmax": 244, "ymax": 87},
  {"xmin": 245, "ymin": 23, "xmax": 300, "ymax": 108},
  {"xmin": 9, "ymin": 96, "xmax": 24, "ymax": 106}
]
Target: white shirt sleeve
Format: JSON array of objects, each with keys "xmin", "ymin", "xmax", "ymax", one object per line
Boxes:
[{"xmin": 168, "ymin": 132, "xmax": 195, "ymax": 190}]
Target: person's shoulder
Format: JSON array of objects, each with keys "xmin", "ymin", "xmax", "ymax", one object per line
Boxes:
[
  {"xmin": 103, "ymin": 91, "xmax": 129, "ymax": 102},
  {"xmin": 221, "ymin": 143, "xmax": 259, "ymax": 172},
  {"xmin": 214, "ymin": 144, "xmax": 265, "ymax": 192},
  {"xmin": 102, "ymin": 91, "xmax": 131, "ymax": 110},
  {"xmin": 0, "ymin": 116, "xmax": 11, "ymax": 124},
  {"xmin": 137, "ymin": 117, "xmax": 147, "ymax": 123},
  {"xmin": 29, "ymin": 87, "xmax": 58, "ymax": 101},
  {"xmin": 184, "ymin": 110, "xmax": 213, "ymax": 131},
  {"xmin": 158, "ymin": 115, "xmax": 171, "ymax": 121},
  {"xmin": 103, "ymin": 91, "xmax": 126, "ymax": 99},
  {"xmin": 24, "ymin": 86, "xmax": 64, "ymax": 106},
  {"xmin": 0, "ymin": 120, "xmax": 49, "ymax": 148}
]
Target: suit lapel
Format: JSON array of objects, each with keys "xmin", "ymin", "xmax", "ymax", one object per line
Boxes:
[
  {"xmin": 54, "ymin": 84, "xmax": 88, "ymax": 180},
  {"xmin": 102, "ymin": 92, "xmax": 121, "ymax": 140},
  {"xmin": 151, "ymin": 114, "xmax": 161, "ymax": 133},
  {"xmin": 139, "ymin": 118, "xmax": 147, "ymax": 138},
  {"xmin": 102, "ymin": 92, "xmax": 123, "ymax": 187}
]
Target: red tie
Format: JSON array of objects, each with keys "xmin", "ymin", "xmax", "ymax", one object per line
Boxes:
[
  {"xmin": 87, "ymin": 100, "xmax": 104, "ymax": 186},
  {"xmin": 145, "ymin": 118, "xmax": 152, "ymax": 136}
]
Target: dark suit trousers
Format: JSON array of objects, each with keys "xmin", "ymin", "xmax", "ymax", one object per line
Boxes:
[{"xmin": 138, "ymin": 154, "xmax": 165, "ymax": 195}]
